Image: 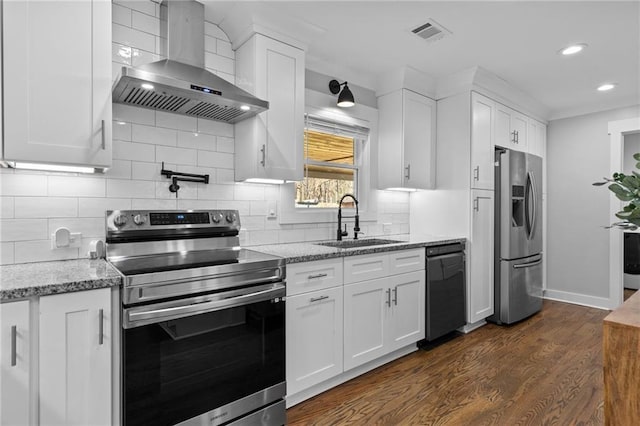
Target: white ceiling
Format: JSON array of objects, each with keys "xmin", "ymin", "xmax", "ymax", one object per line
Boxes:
[{"xmin": 204, "ymin": 1, "xmax": 640, "ymax": 120}]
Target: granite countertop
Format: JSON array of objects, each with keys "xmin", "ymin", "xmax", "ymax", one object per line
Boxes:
[
  {"xmin": 249, "ymin": 234, "xmax": 466, "ymax": 264},
  {"xmin": 0, "ymin": 259, "xmax": 123, "ymax": 301}
]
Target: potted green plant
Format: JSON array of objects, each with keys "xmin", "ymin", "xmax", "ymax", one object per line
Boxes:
[{"xmin": 594, "ymin": 152, "xmax": 640, "ymax": 229}]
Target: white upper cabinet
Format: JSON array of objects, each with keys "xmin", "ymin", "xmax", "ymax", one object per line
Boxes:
[
  {"xmin": 378, "ymin": 89, "xmax": 436, "ymax": 190},
  {"xmin": 471, "ymin": 92, "xmax": 495, "ymax": 190},
  {"xmin": 235, "ymin": 34, "xmax": 305, "ymax": 182},
  {"xmin": 1, "ymin": 0, "xmax": 112, "ymax": 169},
  {"xmin": 495, "ymin": 103, "xmax": 528, "ymax": 152},
  {"xmin": 527, "ymin": 118, "xmax": 546, "ymax": 158}
]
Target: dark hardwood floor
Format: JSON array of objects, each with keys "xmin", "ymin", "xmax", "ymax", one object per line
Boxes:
[
  {"xmin": 624, "ymin": 288, "xmax": 637, "ymax": 301},
  {"xmin": 287, "ymin": 300, "xmax": 610, "ymax": 425}
]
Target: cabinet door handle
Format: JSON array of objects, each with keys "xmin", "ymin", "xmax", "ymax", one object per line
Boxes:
[
  {"xmin": 405, "ymin": 164, "xmax": 411, "ymax": 181},
  {"xmin": 473, "ymin": 166, "xmax": 479, "ymax": 181},
  {"xmin": 473, "ymin": 197, "xmax": 479, "ymax": 212},
  {"xmin": 386, "ymin": 289, "xmax": 391, "ymax": 307},
  {"xmin": 307, "ymin": 273, "xmax": 328, "ymax": 280},
  {"xmin": 10, "ymin": 325, "xmax": 17, "ymax": 367},
  {"xmin": 101, "ymin": 120, "xmax": 106, "ymax": 150},
  {"xmin": 392, "ymin": 287, "xmax": 398, "ymax": 305},
  {"xmin": 310, "ymin": 295, "xmax": 329, "ymax": 303},
  {"xmin": 98, "ymin": 309, "xmax": 104, "ymax": 345},
  {"xmin": 260, "ymin": 144, "xmax": 266, "ymax": 166}
]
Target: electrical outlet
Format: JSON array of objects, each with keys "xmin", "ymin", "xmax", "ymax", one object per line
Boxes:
[{"xmin": 267, "ymin": 200, "xmax": 277, "ymax": 219}]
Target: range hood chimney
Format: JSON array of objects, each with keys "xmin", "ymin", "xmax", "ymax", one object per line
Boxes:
[{"xmin": 112, "ymin": 0, "xmax": 268, "ymax": 123}]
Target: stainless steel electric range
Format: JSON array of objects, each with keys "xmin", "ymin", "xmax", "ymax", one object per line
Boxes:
[{"xmin": 106, "ymin": 210, "xmax": 286, "ymax": 426}]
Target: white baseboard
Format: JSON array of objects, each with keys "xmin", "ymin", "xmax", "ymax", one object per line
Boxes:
[
  {"xmin": 543, "ymin": 289, "xmax": 611, "ymax": 310},
  {"xmin": 623, "ymin": 273, "xmax": 640, "ymax": 290},
  {"xmin": 458, "ymin": 319, "xmax": 487, "ymax": 334}
]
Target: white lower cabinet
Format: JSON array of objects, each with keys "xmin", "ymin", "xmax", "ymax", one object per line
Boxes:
[
  {"xmin": 40, "ymin": 287, "xmax": 112, "ymax": 426},
  {"xmin": 468, "ymin": 190, "xmax": 495, "ymax": 323},
  {"xmin": 286, "ymin": 286, "xmax": 343, "ymax": 396},
  {"xmin": 0, "ymin": 287, "xmax": 114, "ymax": 426},
  {"xmin": 285, "ymin": 249, "xmax": 426, "ymax": 405},
  {"xmin": 1, "ymin": 300, "xmax": 31, "ymax": 425},
  {"xmin": 343, "ymin": 270, "xmax": 425, "ymax": 370}
]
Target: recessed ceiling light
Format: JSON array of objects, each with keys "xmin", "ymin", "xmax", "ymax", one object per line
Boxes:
[
  {"xmin": 141, "ymin": 83, "xmax": 154, "ymax": 90},
  {"xmin": 559, "ymin": 43, "xmax": 588, "ymax": 55},
  {"xmin": 597, "ymin": 83, "xmax": 617, "ymax": 91}
]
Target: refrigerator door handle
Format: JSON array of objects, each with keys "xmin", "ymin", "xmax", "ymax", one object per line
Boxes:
[
  {"xmin": 513, "ymin": 258, "xmax": 542, "ymax": 269},
  {"xmin": 529, "ymin": 171, "xmax": 537, "ymax": 240},
  {"xmin": 525, "ymin": 171, "xmax": 537, "ymax": 240}
]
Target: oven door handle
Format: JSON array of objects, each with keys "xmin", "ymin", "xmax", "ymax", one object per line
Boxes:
[{"xmin": 124, "ymin": 283, "xmax": 285, "ymax": 328}]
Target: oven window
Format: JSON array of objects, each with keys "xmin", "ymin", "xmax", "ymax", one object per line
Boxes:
[{"xmin": 123, "ymin": 299, "xmax": 285, "ymax": 426}]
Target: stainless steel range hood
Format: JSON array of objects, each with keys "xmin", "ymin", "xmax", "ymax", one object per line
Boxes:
[{"xmin": 112, "ymin": 0, "xmax": 268, "ymax": 124}]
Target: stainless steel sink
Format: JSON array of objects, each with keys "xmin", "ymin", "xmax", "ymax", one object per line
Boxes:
[{"xmin": 315, "ymin": 238, "xmax": 403, "ymax": 249}]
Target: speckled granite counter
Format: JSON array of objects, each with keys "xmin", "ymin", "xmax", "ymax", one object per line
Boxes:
[
  {"xmin": 0, "ymin": 259, "xmax": 122, "ymax": 301},
  {"xmin": 249, "ymin": 234, "xmax": 466, "ymax": 264}
]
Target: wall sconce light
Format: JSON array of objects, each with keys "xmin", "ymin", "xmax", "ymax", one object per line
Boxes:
[{"xmin": 329, "ymin": 79, "xmax": 355, "ymax": 108}]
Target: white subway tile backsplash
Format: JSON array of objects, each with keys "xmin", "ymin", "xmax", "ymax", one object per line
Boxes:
[
  {"xmin": 242, "ymin": 216, "xmax": 265, "ymax": 231},
  {"xmin": 0, "ymin": 219, "xmax": 48, "ymax": 242},
  {"xmin": 48, "ymin": 176, "xmax": 106, "ymax": 197},
  {"xmin": 112, "ymin": 43, "xmax": 131, "ymax": 65},
  {"xmin": 113, "ymin": 140, "xmax": 156, "ymax": 162},
  {"xmin": 216, "ymin": 169, "xmax": 235, "ymax": 184},
  {"xmin": 218, "ymin": 200, "xmax": 250, "ymax": 216},
  {"xmin": 216, "ymin": 137, "xmax": 234, "ymax": 153},
  {"xmin": 15, "ymin": 197, "xmax": 78, "ymax": 219},
  {"xmin": 198, "ymin": 184, "xmax": 234, "ymax": 200},
  {"xmin": 78, "ymin": 198, "xmax": 132, "ymax": 217},
  {"xmin": 107, "ymin": 179, "xmax": 155, "ymax": 198},
  {"xmin": 156, "ymin": 146, "xmax": 197, "ymax": 166},
  {"xmin": 1, "ymin": 174, "xmax": 48, "ymax": 196},
  {"xmin": 113, "ymin": 103, "xmax": 156, "ymax": 126},
  {"xmin": 197, "ymin": 119, "xmax": 233, "ymax": 137},
  {"xmin": 0, "ymin": 242, "xmax": 14, "ymax": 265},
  {"xmin": 113, "ymin": 0, "xmax": 157, "ymax": 17},
  {"xmin": 205, "ymin": 35, "xmax": 217, "ymax": 54},
  {"xmin": 198, "ymin": 151, "xmax": 234, "ymax": 169},
  {"xmin": 279, "ymin": 229, "xmax": 305, "ymax": 244},
  {"xmin": 112, "ymin": 3, "xmax": 132, "ymax": 27},
  {"xmin": 1, "ymin": 197, "xmax": 15, "ymax": 218},
  {"xmin": 131, "ymin": 199, "xmax": 177, "ymax": 210},
  {"xmin": 14, "ymin": 240, "xmax": 78, "ymax": 264},
  {"xmin": 246, "ymin": 230, "xmax": 279, "ymax": 246},
  {"xmin": 205, "ymin": 52, "xmax": 234, "ymax": 75},
  {"xmin": 104, "ymin": 160, "xmax": 133, "ymax": 180},
  {"xmin": 156, "ymin": 112, "xmax": 198, "ymax": 132},
  {"xmin": 112, "ymin": 23, "xmax": 156, "ymax": 53},
  {"xmin": 113, "ymin": 121, "xmax": 132, "ymax": 141},
  {"xmin": 49, "ymin": 218, "xmax": 104, "ymax": 238},
  {"xmin": 234, "ymin": 184, "xmax": 265, "ymax": 201},
  {"xmin": 155, "ymin": 181, "xmax": 197, "ymax": 200},
  {"xmin": 132, "ymin": 124, "xmax": 177, "ymax": 146},
  {"xmin": 216, "ymin": 40, "xmax": 234, "ymax": 59},
  {"xmin": 131, "ymin": 161, "xmax": 163, "ymax": 181},
  {"xmin": 177, "ymin": 199, "xmax": 217, "ymax": 210},
  {"xmin": 132, "ymin": 10, "xmax": 160, "ymax": 36},
  {"xmin": 177, "ymin": 131, "xmax": 216, "ymax": 151},
  {"xmin": 250, "ymin": 200, "xmax": 268, "ymax": 216},
  {"xmin": 204, "ymin": 21, "xmax": 229, "ymax": 40}
]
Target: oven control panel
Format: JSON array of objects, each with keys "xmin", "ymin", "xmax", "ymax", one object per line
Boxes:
[{"xmin": 106, "ymin": 210, "xmax": 241, "ymax": 232}]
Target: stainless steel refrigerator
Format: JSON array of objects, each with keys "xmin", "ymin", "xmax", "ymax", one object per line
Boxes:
[{"xmin": 490, "ymin": 148, "xmax": 543, "ymax": 324}]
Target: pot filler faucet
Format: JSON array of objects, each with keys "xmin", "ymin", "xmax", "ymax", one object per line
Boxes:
[{"xmin": 337, "ymin": 194, "xmax": 361, "ymax": 241}]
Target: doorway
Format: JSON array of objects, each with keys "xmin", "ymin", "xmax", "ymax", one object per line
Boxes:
[{"xmin": 608, "ymin": 117, "xmax": 640, "ymax": 308}]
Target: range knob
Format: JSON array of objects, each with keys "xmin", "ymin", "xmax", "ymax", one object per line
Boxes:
[
  {"xmin": 225, "ymin": 212, "xmax": 237, "ymax": 223},
  {"xmin": 113, "ymin": 214, "xmax": 128, "ymax": 227},
  {"xmin": 133, "ymin": 214, "xmax": 146, "ymax": 226},
  {"xmin": 211, "ymin": 212, "xmax": 223, "ymax": 224}
]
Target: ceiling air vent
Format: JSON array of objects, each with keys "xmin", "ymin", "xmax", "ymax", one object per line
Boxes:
[{"xmin": 411, "ymin": 19, "xmax": 451, "ymax": 43}]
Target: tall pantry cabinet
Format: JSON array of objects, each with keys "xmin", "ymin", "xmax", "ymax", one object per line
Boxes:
[{"xmin": 1, "ymin": 0, "xmax": 112, "ymax": 169}]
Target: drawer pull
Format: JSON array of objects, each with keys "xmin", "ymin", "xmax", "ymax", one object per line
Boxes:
[
  {"xmin": 310, "ymin": 295, "xmax": 329, "ymax": 303},
  {"xmin": 386, "ymin": 289, "xmax": 391, "ymax": 307},
  {"xmin": 392, "ymin": 287, "xmax": 398, "ymax": 305},
  {"xmin": 10, "ymin": 325, "xmax": 17, "ymax": 367},
  {"xmin": 307, "ymin": 273, "xmax": 328, "ymax": 280}
]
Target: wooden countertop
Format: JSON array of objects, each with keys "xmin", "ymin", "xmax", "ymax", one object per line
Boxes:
[{"xmin": 604, "ymin": 290, "xmax": 640, "ymax": 329}]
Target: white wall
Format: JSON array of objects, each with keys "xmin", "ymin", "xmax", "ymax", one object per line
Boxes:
[
  {"xmin": 0, "ymin": 0, "xmax": 408, "ymax": 265},
  {"xmin": 623, "ymin": 133, "xmax": 640, "ymax": 174},
  {"xmin": 546, "ymin": 104, "xmax": 640, "ymax": 307}
]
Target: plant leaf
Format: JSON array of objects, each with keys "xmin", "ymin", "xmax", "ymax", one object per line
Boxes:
[
  {"xmin": 609, "ymin": 183, "xmax": 635, "ymax": 201},
  {"xmin": 634, "ymin": 153, "xmax": 640, "ymax": 161},
  {"xmin": 593, "ymin": 181, "xmax": 609, "ymax": 186},
  {"xmin": 622, "ymin": 176, "xmax": 640, "ymax": 189}
]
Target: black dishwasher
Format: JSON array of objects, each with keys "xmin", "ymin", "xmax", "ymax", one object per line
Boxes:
[{"xmin": 424, "ymin": 242, "xmax": 466, "ymax": 341}]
